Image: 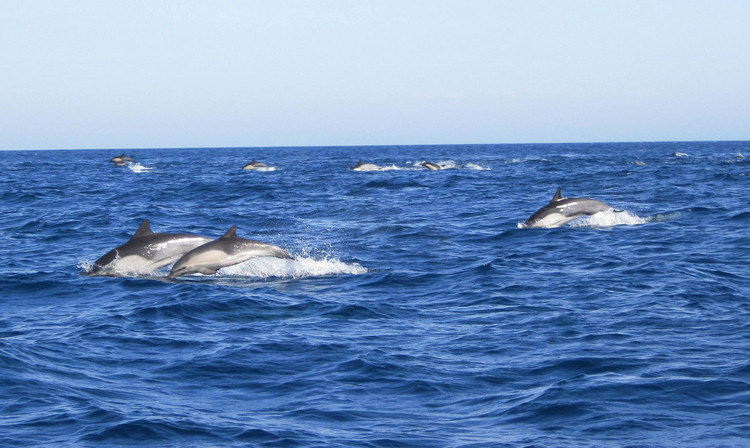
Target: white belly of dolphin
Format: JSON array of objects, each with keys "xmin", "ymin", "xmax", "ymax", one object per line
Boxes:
[
  {"xmin": 108, "ymin": 254, "xmax": 163, "ymax": 274},
  {"xmin": 530, "ymin": 213, "xmax": 578, "ymax": 228},
  {"xmin": 180, "ymin": 249, "xmax": 234, "ymax": 271}
]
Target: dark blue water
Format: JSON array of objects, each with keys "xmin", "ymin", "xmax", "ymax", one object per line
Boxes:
[{"xmin": 1, "ymin": 142, "xmax": 749, "ymax": 447}]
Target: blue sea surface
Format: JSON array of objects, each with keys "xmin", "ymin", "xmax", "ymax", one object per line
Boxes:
[{"xmin": 1, "ymin": 142, "xmax": 749, "ymax": 447}]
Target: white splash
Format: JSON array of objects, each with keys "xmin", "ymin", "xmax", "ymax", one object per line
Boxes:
[
  {"xmin": 505, "ymin": 157, "xmax": 551, "ymax": 164},
  {"xmin": 376, "ymin": 164, "xmax": 404, "ymax": 171},
  {"xmin": 571, "ymin": 209, "xmax": 649, "ymax": 227},
  {"xmin": 127, "ymin": 162, "xmax": 153, "ymax": 173},
  {"xmin": 77, "ymin": 259, "xmax": 95, "ymax": 272},
  {"xmin": 517, "ymin": 209, "xmax": 650, "ymax": 229},
  {"xmin": 463, "ymin": 162, "xmax": 491, "ymax": 170},
  {"xmin": 81, "ymin": 254, "xmax": 367, "ymax": 280},
  {"xmin": 215, "ymin": 255, "xmax": 368, "ymax": 279}
]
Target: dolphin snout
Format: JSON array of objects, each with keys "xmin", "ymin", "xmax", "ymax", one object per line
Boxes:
[{"xmin": 167, "ymin": 268, "xmax": 185, "ymax": 279}]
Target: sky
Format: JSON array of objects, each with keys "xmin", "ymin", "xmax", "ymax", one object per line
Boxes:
[{"xmin": 2, "ymin": 0, "xmax": 749, "ymax": 150}]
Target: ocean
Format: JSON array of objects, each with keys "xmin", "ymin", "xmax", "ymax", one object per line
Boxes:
[{"xmin": 1, "ymin": 141, "xmax": 748, "ymax": 447}]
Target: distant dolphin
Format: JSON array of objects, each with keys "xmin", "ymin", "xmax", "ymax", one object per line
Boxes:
[
  {"xmin": 242, "ymin": 159, "xmax": 269, "ymax": 170},
  {"xmin": 168, "ymin": 226, "xmax": 292, "ymax": 279},
  {"xmin": 351, "ymin": 160, "xmax": 382, "ymax": 171},
  {"xmin": 524, "ymin": 188, "xmax": 615, "ymax": 228},
  {"xmin": 110, "ymin": 154, "xmax": 135, "ymax": 164},
  {"xmin": 421, "ymin": 162, "xmax": 442, "ymax": 170},
  {"xmin": 88, "ymin": 220, "xmax": 213, "ymax": 275}
]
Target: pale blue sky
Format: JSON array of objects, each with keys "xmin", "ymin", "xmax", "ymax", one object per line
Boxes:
[{"xmin": 2, "ymin": 0, "xmax": 749, "ymax": 150}]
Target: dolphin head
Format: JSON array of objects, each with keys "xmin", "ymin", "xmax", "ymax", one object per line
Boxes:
[{"xmin": 167, "ymin": 262, "xmax": 193, "ymax": 279}]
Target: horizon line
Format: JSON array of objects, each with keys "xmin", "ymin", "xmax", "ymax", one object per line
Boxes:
[{"xmin": 2, "ymin": 138, "xmax": 748, "ymax": 152}]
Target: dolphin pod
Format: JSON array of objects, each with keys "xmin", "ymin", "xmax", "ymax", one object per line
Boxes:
[
  {"xmin": 94, "ymin": 154, "xmax": 637, "ymax": 280},
  {"xmin": 88, "ymin": 221, "xmax": 291, "ymax": 278},
  {"xmin": 524, "ymin": 188, "xmax": 615, "ymax": 228}
]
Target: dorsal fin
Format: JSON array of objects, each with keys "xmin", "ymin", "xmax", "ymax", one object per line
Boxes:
[
  {"xmin": 251, "ymin": 159, "xmax": 256, "ymax": 163},
  {"xmin": 221, "ymin": 226, "xmax": 238, "ymax": 239},
  {"xmin": 131, "ymin": 219, "xmax": 154, "ymax": 239},
  {"xmin": 552, "ymin": 188, "xmax": 563, "ymax": 202}
]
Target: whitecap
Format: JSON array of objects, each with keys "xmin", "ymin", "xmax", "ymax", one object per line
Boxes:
[
  {"xmin": 377, "ymin": 164, "xmax": 406, "ymax": 171},
  {"xmin": 463, "ymin": 162, "xmax": 490, "ymax": 170}
]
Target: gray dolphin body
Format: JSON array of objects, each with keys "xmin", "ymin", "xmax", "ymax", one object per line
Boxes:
[
  {"xmin": 110, "ymin": 154, "xmax": 135, "ymax": 165},
  {"xmin": 168, "ymin": 226, "xmax": 292, "ymax": 279},
  {"xmin": 524, "ymin": 188, "xmax": 614, "ymax": 228},
  {"xmin": 351, "ymin": 160, "xmax": 381, "ymax": 171},
  {"xmin": 422, "ymin": 162, "xmax": 442, "ymax": 170},
  {"xmin": 88, "ymin": 220, "xmax": 213, "ymax": 275},
  {"xmin": 242, "ymin": 159, "xmax": 269, "ymax": 170}
]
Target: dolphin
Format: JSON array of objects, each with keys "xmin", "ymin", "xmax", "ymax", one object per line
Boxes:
[
  {"xmin": 351, "ymin": 160, "xmax": 382, "ymax": 171},
  {"xmin": 524, "ymin": 188, "xmax": 614, "ymax": 228},
  {"xmin": 421, "ymin": 162, "xmax": 443, "ymax": 170},
  {"xmin": 110, "ymin": 154, "xmax": 135, "ymax": 164},
  {"xmin": 168, "ymin": 226, "xmax": 292, "ymax": 279},
  {"xmin": 88, "ymin": 220, "xmax": 213, "ymax": 275},
  {"xmin": 242, "ymin": 159, "xmax": 269, "ymax": 170}
]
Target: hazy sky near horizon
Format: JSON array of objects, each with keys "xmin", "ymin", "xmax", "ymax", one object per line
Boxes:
[{"xmin": 3, "ymin": 0, "xmax": 749, "ymax": 150}]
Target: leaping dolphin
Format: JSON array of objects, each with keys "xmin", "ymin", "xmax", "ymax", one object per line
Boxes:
[
  {"xmin": 110, "ymin": 154, "xmax": 135, "ymax": 164},
  {"xmin": 524, "ymin": 188, "xmax": 614, "ymax": 228},
  {"xmin": 421, "ymin": 162, "xmax": 443, "ymax": 170},
  {"xmin": 168, "ymin": 226, "xmax": 292, "ymax": 279},
  {"xmin": 242, "ymin": 159, "xmax": 269, "ymax": 170},
  {"xmin": 351, "ymin": 160, "xmax": 382, "ymax": 171},
  {"xmin": 87, "ymin": 220, "xmax": 213, "ymax": 276}
]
